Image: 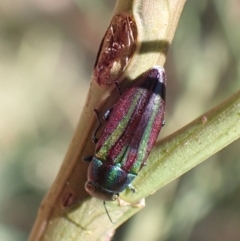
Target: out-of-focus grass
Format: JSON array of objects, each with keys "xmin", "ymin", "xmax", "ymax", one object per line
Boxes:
[
  {"xmin": 0, "ymin": 0, "xmax": 240, "ymax": 241},
  {"xmin": 0, "ymin": 1, "xmax": 114, "ymax": 240}
]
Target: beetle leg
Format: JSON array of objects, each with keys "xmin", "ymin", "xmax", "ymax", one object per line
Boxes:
[
  {"xmin": 114, "ymin": 81, "xmax": 122, "ymax": 96},
  {"xmin": 103, "ymin": 107, "xmax": 115, "ymax": 121},
  {"xmin": 83, "ymin": 156, "xmax": 93, "ymax": 162},
  {"xmin": 128, "ymin": 185, "xmax": 136, "ymax": 193},
  {"xmin": 103, "ymin": 81, "xmax": 121, "ymax": 121},
  {"xmin": 162, "ymin": 119, "xmax": 165, "ymax": 127},
  {"xmin": 92, "ymin": 108, "xmax": 102, "ymax": 143}
]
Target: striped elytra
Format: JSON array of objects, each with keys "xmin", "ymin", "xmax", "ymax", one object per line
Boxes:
[{"xmin": 85, "ymin": 66, "xmax": 166, "ymax": 201}]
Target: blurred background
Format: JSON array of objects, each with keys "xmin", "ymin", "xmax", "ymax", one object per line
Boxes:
[{"xmin": 0, "ymin": 0, "xmax": 240, "ymax": 240}]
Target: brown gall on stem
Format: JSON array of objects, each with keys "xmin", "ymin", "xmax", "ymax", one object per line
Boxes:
[{"xmin": 94, "ymin": 13, "xmax": 137, "ymax": 86}]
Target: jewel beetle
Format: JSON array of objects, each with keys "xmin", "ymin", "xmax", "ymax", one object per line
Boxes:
[{"xmin": 84, "ymin": 66, "xmax": 166, "ymax": 202}]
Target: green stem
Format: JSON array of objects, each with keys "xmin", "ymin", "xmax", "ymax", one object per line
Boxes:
[{"xmin": 123, "ymin": 89, "xmax": 240, "ymax": 203}]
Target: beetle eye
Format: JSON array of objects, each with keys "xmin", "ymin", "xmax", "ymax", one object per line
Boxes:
[{"xmin": 85, "ymin": 182, "xmax": 96, "ymax": 194}]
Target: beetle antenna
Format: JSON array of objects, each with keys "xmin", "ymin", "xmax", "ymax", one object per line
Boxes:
[
  {"xmin": 114, "ymin": 81, "xmax": 122, "ymax": 96},
  {"xmin": 103, "ymin": 201, "xmax": 115, "ymax": 223}
]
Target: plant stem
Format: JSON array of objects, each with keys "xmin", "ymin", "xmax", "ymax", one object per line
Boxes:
[{"xmin": 28, "ymin": 0, "xmax": 187, "ymax": 241}]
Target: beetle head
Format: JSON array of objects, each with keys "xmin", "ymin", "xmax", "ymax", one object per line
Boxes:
[{"xmin": 85, "ymin": 181, "xmax": 119, "ymax": 201}]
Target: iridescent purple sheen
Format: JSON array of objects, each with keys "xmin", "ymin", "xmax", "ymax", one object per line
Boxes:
[{"xmin": 85, "ymin": 66, "xmax": 166, "ymax": 201}]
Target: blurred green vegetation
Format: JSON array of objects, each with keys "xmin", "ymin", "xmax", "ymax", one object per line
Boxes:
[{"xmin": 0, "ymin": 0, "xmax": 240, "ymax": 241}]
